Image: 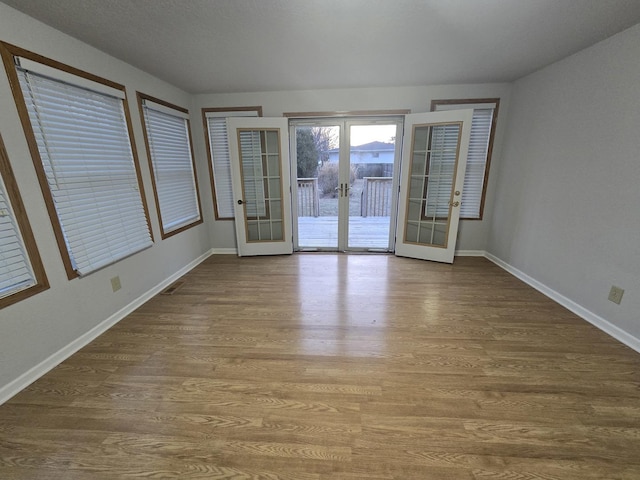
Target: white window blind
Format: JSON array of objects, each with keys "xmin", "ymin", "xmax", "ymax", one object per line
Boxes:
[
  {"xmin": 17, "ymin": 67, "xmax": 153, "ymax": 276},
  {"xmin": 424, "ymin": 124, "xmax": 460, "ymax": 219},
  {"xmin": 205, "ymin": 110, "xmax": 258, "ymax": 218},
  {"xmin": 434, "ymin": 103, "xmax": 496, "ymax": 219},
  {"xmin": 0, "ymin": 175, "xmax": 35, "ymax": 299},
  {"xmin": 238, "ymin": 130, "xmax": 267, "ymax": 218},
  {"xmin": 142, "ymin": 99, "xmax": 201, "ymax": 235}
]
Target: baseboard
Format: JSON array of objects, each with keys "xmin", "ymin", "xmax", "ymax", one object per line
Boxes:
[
  {"xmin": 0, "ymin": 249, "xmax": 215, "ymax": 406},
  {"xmin": 485, "ymin": 252, "xmax": 640, "ymax": 354},
  {"xmin": 211, "ymin": 248, "xmax": 237, "ymax": 255},
  {"xmin": 455, "ymin": 250, "xmax": 486, "ymax": 257}
]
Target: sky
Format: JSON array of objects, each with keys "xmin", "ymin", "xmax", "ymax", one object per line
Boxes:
[{"xmin": 350, "ymin": 124, "xmax": 397, "ymax": 146}]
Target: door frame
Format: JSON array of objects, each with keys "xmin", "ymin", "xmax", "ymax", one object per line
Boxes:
[{"xmin": 289, "ymin": 116, "xmax": 404, "ymax": 252}]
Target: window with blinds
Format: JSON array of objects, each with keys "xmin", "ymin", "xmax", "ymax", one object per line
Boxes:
[
  {"xmin": 0, "ymin": 176, "xmax": 33, "ymax": 299},
  {"xmin": 139, "ymin": 94, "xmax": 202, "ymax": 238},
  {"xmin": 431, "ymin": 99, "xmax": 499, "ymax": 220},
  {"xmin": 202, "ymin": 107, "xmax": 261, "ymax": 219},
  {"xmin": 0, "ymin": 134, "xmax": 48, "ymax": 308},
  {"xmin": 7, "ymin": 49, "xmax": 153, "ymax": 278}
]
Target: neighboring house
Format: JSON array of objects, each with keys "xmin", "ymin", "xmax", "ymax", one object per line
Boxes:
[{"xmin": 326, "ymin": 141, "xmax": 395, "ymax": 176}]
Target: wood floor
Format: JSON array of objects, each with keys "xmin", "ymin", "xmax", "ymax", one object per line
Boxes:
[{"xmin": 1, "ymin": 255, "xmax": 639, "ymax": 479}]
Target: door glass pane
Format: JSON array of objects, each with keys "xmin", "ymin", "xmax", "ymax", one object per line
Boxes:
[
  {"xmin": 404, "ymin": 123, "xmax": 460, "ymax": 247},
  {"xmin": 238, "ymin": 129, "xmax": 283, "ymax": 242},
  {"xmin": 295, "ymin": 125, "xmax": 340, "ymax": 248},
  {"xmin": 348, "ymin": 124, "xmax": 396, "ymax": 249}
]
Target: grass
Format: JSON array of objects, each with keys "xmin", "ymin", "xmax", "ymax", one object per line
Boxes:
[{"xmin": 318, "ymin": 179, "xmax": 364, "ymax": 216}]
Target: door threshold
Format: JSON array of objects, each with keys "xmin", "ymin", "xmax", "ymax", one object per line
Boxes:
[{"xmin": 295, "ymin": 249, "xmax": 393, "ymax": 254}]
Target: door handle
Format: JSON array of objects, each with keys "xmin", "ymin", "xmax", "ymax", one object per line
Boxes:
[
  {"xmin": 449, "ymin": 201, "xmax": 460, "ymax": 207},
  {"xmin": 237, "ymin": 199, "xmax": 244, "ymax": 205}
]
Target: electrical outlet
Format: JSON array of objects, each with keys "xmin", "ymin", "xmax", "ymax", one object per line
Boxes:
[
  {"xmin": 608, "ymin": 285, "xmax": 624, "ymax": 305},
  {"xmin": 110, "ymin": 276, "xmax": 121, "ymax": 292}
]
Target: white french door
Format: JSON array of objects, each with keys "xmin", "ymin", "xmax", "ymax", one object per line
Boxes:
[
  {"xmin": 227, "ymin": 117, "xmax": 293, "ymax": 256},
  {"xmin": 290, "ymin": 118, "xmax": 403, "ymax": 252},
  {"xmin": 394, "ymin": 110, "xmax": 473, "ymax": 263},
  {"xmin": 227, "ymin": 111, "xmax": 472, "ymax": 262}
]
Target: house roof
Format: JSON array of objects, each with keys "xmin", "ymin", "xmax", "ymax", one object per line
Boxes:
[{"xmin": 328, "ymin": 141, "xmax": 395, "ymax": 154}]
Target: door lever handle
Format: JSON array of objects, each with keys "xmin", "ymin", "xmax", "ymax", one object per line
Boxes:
[{"xmin": 449, "ymin": 201, "xmax": 460, "ymax": 207}]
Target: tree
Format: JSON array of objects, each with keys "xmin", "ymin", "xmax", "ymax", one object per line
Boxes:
[
  {"xmin": 296, "ymin": 128, "xmax": 319, "ymax": 178},
  {"xmin": 310, "ymin": 126, "xmax": 338, "ymax": 166}
]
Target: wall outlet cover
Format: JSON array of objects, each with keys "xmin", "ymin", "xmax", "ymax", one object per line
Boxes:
[
  {"xmin": 111, "ymin": 276, "xmax": 121, "ymax": 292},
  {"xmin": 608, "ymin": 285, "xmax": 624, "ymax": 305}
]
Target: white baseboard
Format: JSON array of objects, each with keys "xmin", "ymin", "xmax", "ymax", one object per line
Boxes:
[
  {"xmin": 485, "ymin": 252, "xmax": 640, "ymax": 354},
  {"xmin": 0, "ymin": 249, "xmax": 215, "ymax": 406},
  {"xmin": 455, "ymin": 250, "xmax": 486, "ymax": 257},
  {"xmin": 211, "ymin": 248, "xmax": 237, "ymax": 255}
]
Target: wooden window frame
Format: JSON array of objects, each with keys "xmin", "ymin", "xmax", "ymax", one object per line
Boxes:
[
  {"xmin": 0, "ymin": 134, "xmax": 49, "ymax": 309},
  {"xmin": 430, "ymin": 98, "xmax": 500, "ymax": 220},
  {"xmin": 0, "ymin": 42, "xmax": 153, "ymax": 279},
  {"xmin": 202, "ymin": 106, "xmax": 262, "ymax": 220},
  {"xmin": 137, "ymin": 92, "xmax": 203, "ymax": 239},
  {"xmin": 283, "ymin": 109, "xmax": 411, "ymax": 118}
]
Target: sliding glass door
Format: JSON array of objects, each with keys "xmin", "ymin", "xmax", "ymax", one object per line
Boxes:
[{"xmin": 290, "ymin": 117, "xmax": 402, "ymax": 252}]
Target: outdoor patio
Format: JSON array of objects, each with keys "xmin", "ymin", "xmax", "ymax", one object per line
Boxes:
[
  {"xmin": 297, "ymin": 216, "xmax": 392, "ymax": 249},
  {"xmin": 295, "ymin": 177, "xmax": 394, "ymax": 250}
]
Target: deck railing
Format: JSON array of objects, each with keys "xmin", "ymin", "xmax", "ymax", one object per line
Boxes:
[
  {"xmin": 297, "ymin": 178, "xmax": 320, "ymax": 217},
  {"xmin": 361, "ymin": 177, "xmax": 393, "ymax": 217}
]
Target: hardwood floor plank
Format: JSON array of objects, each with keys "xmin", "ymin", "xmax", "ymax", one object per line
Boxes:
[{"xmin": 1, "ymin": 255, "xmax": 639, "ymax": 479}]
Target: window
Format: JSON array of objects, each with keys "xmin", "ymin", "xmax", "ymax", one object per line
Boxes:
[
  {"xmin": 202, "ymin": 107, "xmax": 262, "ymax": 219},
  {"xmin": 0, "ymin": 134, "xmax": 48, "ymax": 308},
  {"xmin": 1, "ymin": 42, "xmax": 153, "ymax": 278},
  {"xmin": 431, "ymin": 99, "xmax": 499, "ymax": 220},
  {"xmin": 138, "ymin": 93, "xmax": 202, "ymax": 238}
]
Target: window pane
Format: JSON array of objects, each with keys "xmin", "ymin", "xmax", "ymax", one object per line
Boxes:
[
  {"xmin": 0, "ymin": 134, "xmax": 48, "ymax": 308},
  {"xmin": 0, "ymin": 175, "xmax": 35, "ymax": 298},
  {"xmin": 238, "ymin": 129, "xmax": 284, "ymax": 242},
  {"xmin": 141, "ymin": 97, "xmax": 201, "ymax": 236},
  {"xmin": 404, "ymin": 124, "xmax": 460, "ymax": 247},
  {"xmin": 18, "ymin": 67, "xmax": 152, "ymax": 276}
]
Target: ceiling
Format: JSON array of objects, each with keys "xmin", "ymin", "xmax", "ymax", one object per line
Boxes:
[{"xmin": 3, "ymin": 0, "xmax": 640, "ymax": 94}]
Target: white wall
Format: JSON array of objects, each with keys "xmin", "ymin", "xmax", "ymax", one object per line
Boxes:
[
  {"xmin": 488, "ymin": 24, "xmax": 640, "ymax": 342},
  {"xmin": 0, "ymin": 4, "xmax": 212, "ymax": 395},
  {"xmin": 0, "ymin": 2, "xmax": 512, "ymax": 399},
  {"xmin": 191, "ymin": 84, "xmax": 512, "ymax": 252}
]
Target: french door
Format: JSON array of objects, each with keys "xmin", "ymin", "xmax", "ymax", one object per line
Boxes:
[
  {"xmin": 395, "ymin": 110, "xmax": 473, "ymax": 263},
  {"xmin": 227, "ymin": 110, "xmax": 472, "ymax": 263},
  {"xmin": 227, "ymin": 117, "xmax": 292, "ymax": 256},
  {"xmin": 290, "ymin": 118, "xmax": 403, "ymax": 252}
]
